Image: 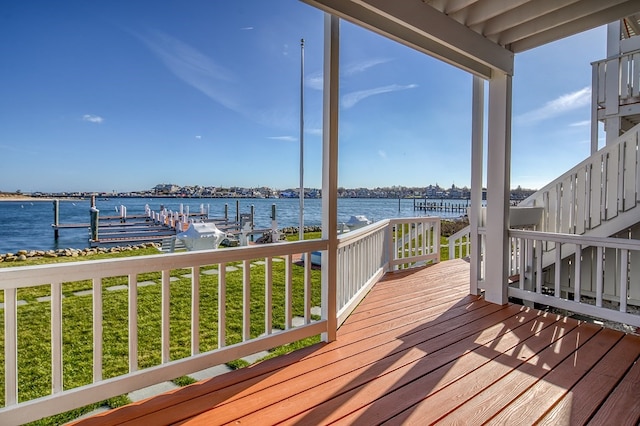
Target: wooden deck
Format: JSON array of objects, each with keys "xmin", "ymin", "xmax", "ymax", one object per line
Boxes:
[{"xmin": 73, "ymin": 259, "xmax": 640, "ymax": 425}]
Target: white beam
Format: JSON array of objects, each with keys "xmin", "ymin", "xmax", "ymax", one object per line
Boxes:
[
  {"xmin": 357, "ymin": 0, "xmax": 513, "ymax": 75},
  {"xmin": 301, "ymin": 0, "xmax": 512, "ymax": 78},
  {"xmin": 477, "ymin": 0, "xmax": 582, "ymax": 37},
  {"xmin": 321, "ymin": 14, "xmax": 340, "ymax": 343},
  {"xmin": 470, "ymin": 75, "xmax": 484, "ymax": 295},
  {"xmin": 507, "ymin": 1, "xmax": 640, "ymax": 52},
  {"xmin": 454, "ymin": 0, "xmax": 529, "ymax": 28},
  {"xmin": 484, "ymin": 71, "xmax": 512, "ymax": 305}
]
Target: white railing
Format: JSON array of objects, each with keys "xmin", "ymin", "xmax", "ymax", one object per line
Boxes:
[
  {"xmin": 448, "ymin": 226, "xmax": 471, "ymax": 260},
  {"xmin": 336, "ymin": 221, "xmax": 389, "ymax": 325},
  {"xmin": 593, "ymin": 49, "xmax": 640, "ymax": 111},
  {"xmin": 0, "ymin": 216, "xmax": 442, "ymax": 424},
  {"xmin": 388, "ymin": 217, "xmax": 440, "ymax": 270},
  {"xmin": 519, "ymin": 123, "xmax": 639, "ymax": 237},
  {"xmin": 508, "ymin": 229, "xmax": 640, "ymax": 328},
  {"xmin": 0, "ymin": 239, "xmax": 326, "ymax": 425},
  {"xmin": 335, "ymin": 217, "xmax": 441, "ymax": 325}
]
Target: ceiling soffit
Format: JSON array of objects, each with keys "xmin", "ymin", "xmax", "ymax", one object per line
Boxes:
[{"xmin": 302, "ymin": 0, "xmax": 640, "ymax": 78}]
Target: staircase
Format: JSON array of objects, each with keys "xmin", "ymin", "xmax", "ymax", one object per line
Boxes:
[
  {"xmin": 519, "ymin": 123, "xmax": 639, "ymax": 237},
  {"xmin": 516, "ymin": 123, "xmax": 640, "ymax": 305}
]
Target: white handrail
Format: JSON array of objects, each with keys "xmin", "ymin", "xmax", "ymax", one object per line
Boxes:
[
  {"xmin": 0, "ymin": 239, "xmax": 327, "ymax": 425},
  {"xmin": 388, "ymin": 217, "xmax": 440, "ymax": 270},
  {"xmin": 1, "ymin": 217, "xmax": 443, "ymax": 424},
  {"xmin": 508, "ymin": 229, "xmax": 640, "ymax": 328},
  {"xmin": 336, "ymin": 217, "xmax": 441, "ymax": 324},
  {"xmin": 448, "ymin": 225, "xmax": 471, "ymax": 259},
  {"xmin": 519, "ymin": 123, "xmax": 639, "ymax": 236}
]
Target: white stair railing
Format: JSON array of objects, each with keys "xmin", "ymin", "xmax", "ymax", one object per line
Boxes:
[
  {"xmin": 519, "ymin": 123, "xmax": 640, "ymax": 238},
  {"xmin": 593, "ymin": 49, "xmax": 640, "ymax": 118}
]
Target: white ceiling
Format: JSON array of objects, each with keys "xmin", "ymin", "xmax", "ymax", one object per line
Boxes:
[{"xmin": 301, "ymin": 0, "xmax": 640, "ymax": 78}]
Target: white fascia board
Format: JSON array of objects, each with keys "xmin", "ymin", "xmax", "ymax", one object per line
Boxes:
[
  {"xmin": 452, "ymin": 0, "xmax": 530, "ymax": 28},
  {"xmin": 478, "ymin": 0, "xmax": 582, "ymax": 38},
  {"xmin": 301, "ymin": 0, "xmax": 513, "ymax": 78},
  {"xmin": 507, "ymin": 1, "xmax": 640, "ymax": 53}
]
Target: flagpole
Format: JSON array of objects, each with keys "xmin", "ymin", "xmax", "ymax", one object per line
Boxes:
[{"xmin": 299, "ymin": 38, "xmax": 305, "ymax": 241}]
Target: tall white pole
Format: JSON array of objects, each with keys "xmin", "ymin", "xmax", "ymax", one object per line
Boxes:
[{"xmin": 299, "ymin": 38, "xmax": 305, "ymax": 241}]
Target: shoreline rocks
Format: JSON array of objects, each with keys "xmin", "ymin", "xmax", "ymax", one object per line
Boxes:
[
  {"xmin": 0, "ymin": 242, "xmax": 160, "ymax": 263},
  {"xmin": 280, "ymin": 226, "xmax": 323, "ymax": 235}
]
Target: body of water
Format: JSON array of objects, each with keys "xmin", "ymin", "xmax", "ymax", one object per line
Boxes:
[{"xmin": 0, "ymin": 197, "xmax": 472, "ymax": 253}]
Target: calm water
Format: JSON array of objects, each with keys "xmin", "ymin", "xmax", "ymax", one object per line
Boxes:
[{"xmin": 0, "ymin": 197, "xmax": 470, "ymax": 253}]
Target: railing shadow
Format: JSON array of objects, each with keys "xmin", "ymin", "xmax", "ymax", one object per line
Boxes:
[{"xmin": 283, "ymin": 262, "xmax": 627, "ymax": 424}]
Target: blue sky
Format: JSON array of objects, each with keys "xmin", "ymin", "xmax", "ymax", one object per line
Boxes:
[{"xmin": 0, "ymin": 0, "xmax": 606, "ymax": 193}]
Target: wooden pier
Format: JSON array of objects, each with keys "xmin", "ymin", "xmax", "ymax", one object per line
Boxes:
[
  {"xmin": 51, "ymin": 198, "xmax": 277, "ymax": 249},
  {"xmin": 413, "ymin": 199, "xmax": 469, "ymax": 214}
]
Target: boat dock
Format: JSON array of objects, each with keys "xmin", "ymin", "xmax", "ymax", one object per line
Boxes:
[
  {"xmin": 413, "ymin": 199, "xmax": 469, "ymax": 214},
  {"xmin": 51, "ymin": 198, "xmax": 276, "ymax": 248}
]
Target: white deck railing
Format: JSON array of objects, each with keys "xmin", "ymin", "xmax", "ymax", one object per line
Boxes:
[
  {"xmin": 0, "ymin": 239, "xmax": 326, "ymax": 425},
  {"xmin": 0, "ymin": 216, "xmax": 440, "ymax": 424},
  {"xmin": 388, "ymin": 217, "xmax": 440, "ymax": 270},
  {"xmin": 336, "ymin": 217, "xmax": 440, "ymax": 325},
  {"xmin": 508, "ymin": 229, "xmax": 640, "ymax": 328},
  {"xmin": 448, "ymin": 226, "xmax": 471, "ymax": 260},
  {"xmin": 593, "ymin": 49, "xmax": 640, "ymax": 112}
]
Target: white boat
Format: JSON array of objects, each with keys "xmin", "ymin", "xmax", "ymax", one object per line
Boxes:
[
  {"xmin": 346, "ymin": 215, "xmax": 372, "ymax": 230},
  {"xmin": 176, "ymin": 222, "xmax": 226, "ymax": 251},
  {"xmin": 305, "ymin": 215, "xmax": 372, "ymax": 266}
]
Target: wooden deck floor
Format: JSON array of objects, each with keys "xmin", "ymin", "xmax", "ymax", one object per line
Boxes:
[{"xmin": 74, "ymin": 259, "xmax": 640, "ymax": 425}]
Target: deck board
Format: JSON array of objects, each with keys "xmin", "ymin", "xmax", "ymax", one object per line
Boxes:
[{"xmin": 73, "ymin": 259, "xmax": 640, "ymax": 426}]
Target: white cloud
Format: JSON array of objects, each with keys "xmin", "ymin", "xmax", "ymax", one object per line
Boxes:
[
  {"xmin": 306, "ymin": 72, "xmax": 323, "ymax": 90},
  {"xmin": 240, "ymin": 27, "xmax": 254, "ymax": 31},
  {"xmin": 82, "ymin": 114, "xmax": 104, "ymax": 124},
  {"xmin": 342, "ymin": 58, "xmax": 390, "ymax": 77},
  {"xmin": 136, "ymin": 30, "xmax": 240, "ymax": 111},
  {"xmin": 306, "ymin": 58, "xmax": 391, "ymax": 91},
  {"xmin": 378, "ymin": 150, "xmax": 387, "ymax": 159},
  {"xmin": 569, "ymin": 120, "xmax": 590, "ymax": 127},
  {"xmin": 268, "ymin": 136, "xmax": 297, "ymax": 142},
  {"xmin": 195, "ymin": 135, "xmax": 202, "ymax": 140},
  {"xmin": 517, "ymin": 87, "xmax": 591, "ymax": 124},
  {"xmin": 306, "ymin": 128, "xmax": 322, "ymax": 136},
  {"xmin": 341, "ymin": 84, "xmax": 418, "ymax": 109}
]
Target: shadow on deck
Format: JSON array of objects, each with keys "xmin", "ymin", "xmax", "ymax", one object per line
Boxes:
[{"xmin": 72, "ymin": 259, "xmax": 640, "ymax": 425}]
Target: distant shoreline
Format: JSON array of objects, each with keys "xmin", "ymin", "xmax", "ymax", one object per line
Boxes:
[{"xmin": 0, "ymin": 194, "xmax": 65, "ymax": 202}]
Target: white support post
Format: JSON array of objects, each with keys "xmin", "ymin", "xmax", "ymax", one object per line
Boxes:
[
  {"xmin": 591, "ymin": 62, "xmax": 599, "ymax": 154},
  {"xmin": 191, "ymin": 265, "xmax": 200, "ymax": 355},
  {"xmin": 484, "ymin": 71, "xmax": 512, "ymax": 305},
  {"xmin": 321, "ymin": 13, "xmax": 340, "ymax": 343},
  {"xmin": 128, "ymin": 274, "xmax": 138, "ymax": 373},
  {"xmin": 470, "ymin": 75, "xmax": 484, "ymax": 295},
  {"xmin": 604, "ymin": 21, "xmax": 621, "ymax": 146}
]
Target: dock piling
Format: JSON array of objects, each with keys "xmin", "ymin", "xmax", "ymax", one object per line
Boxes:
[
  {"xmin": 90, "ymin": 206, "xmax": 99, "ymax": 241},
  {"xmin": 53, "ymin": 199, "xmax": 59, "ymax": 240}
]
